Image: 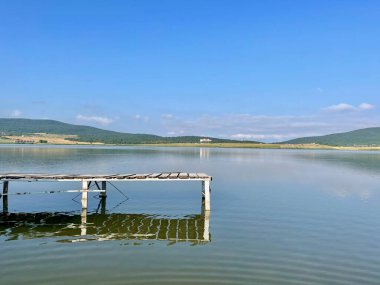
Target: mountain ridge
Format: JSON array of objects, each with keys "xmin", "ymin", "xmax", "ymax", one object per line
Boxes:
[
  {"xmin": 282, "ymin": 127, "xmax": 380, "ymax": 146},
  {"xmin": 2, "ymin": 118, "xmax": 379, "ymax": 147},
  {"xmin": 0, "ymin": 118, "xmax": 257, "ymax": 144}
]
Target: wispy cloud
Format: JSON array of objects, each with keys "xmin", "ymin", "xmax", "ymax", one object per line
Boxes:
[
  {"xmin": 324, "ymin": 103, "xmax": 375, "ymax": 113},
  {"xmin": 161, "ymin": 114, "xmax": 176, "ymax": 120},
  {"xmin": 324, "ymin": 103, "xmax": 357, "ymax": 112},
  {"xmin": 231, "ymin": 133, "xmax": 287, "ymax": 140},
  {"xmin": 133, "ymin": 114, "xmax": 150, "ymax": 122},
  {"xmin": 358, "ymin": 103, "xmax": 375, "ymax": 110},
  {"xmin": 159, "ymin": 110, "xmax": 380, "ymax": 142},
  {"xmin": 167, "ymin": 130, "xmax": 185, "ymax": 136},
  {"xmin": 73, "ymin": 102, "xmax": 377, "ymax": 142},
  {"xmin": 76, "ymin": 114, "xmax": 114, "ymax": 126},
  {"xmin": 10, "ymin": 109, "xmax": 22, "ymax": 118}
]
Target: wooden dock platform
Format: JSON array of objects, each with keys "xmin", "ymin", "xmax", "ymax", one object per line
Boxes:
[
  {"xmin": 0, "ymin": 172, "xmax": 212, "ymax": 211},
  {"xmin": 0, "ymin": 172, "xmax": 211, "ymax": 181}
]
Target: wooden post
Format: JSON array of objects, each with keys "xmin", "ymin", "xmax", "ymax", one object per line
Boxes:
[
  {"xmin": 81, "ymin": 180, "xmax": 88, "ymax": 209},
  {"xmin": 100, "ymin": 197, "xmax": 106, "ymax": 215},
  {"xmin": 100, "ymin": 181, "xmax": 107, "ymax": 198},
  {"xmin": 201, "ymin": 204, "xmax": 210, "ymax": 242},
  {"xmin": 3, "ymin": 181, "xmax": 9, "ymax": 213},
  {"xmin": 99, "ymin": 181, "xmax": 106, "ymax": 214},
  {"xmin": 81, "ymin": 208, "xmax": 87, "ymax": 236},
  {"xmin": 2, "ymin": 181, "xmax": 8, "ymax": 196},
  {"xmin": 203, "ymin": 179, "xmax": 211, "ymax": 211}
]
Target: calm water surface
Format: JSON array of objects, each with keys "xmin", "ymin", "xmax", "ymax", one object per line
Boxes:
[{"xmin": 1, "ymin": 145, "xmax": 380, "ymax": 285}]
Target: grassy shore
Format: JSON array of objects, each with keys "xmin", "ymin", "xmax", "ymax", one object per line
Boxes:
[
  {"xmin": 138, "ymin": 143, "xmax": 380, "ymax": 151},
  {"xmin": 0, "ymin": 134, "xmax": 101, "ymax": 145},
  {"xmin": 2, "ymin": 134, "xmax": 380, "ymax": 151}
]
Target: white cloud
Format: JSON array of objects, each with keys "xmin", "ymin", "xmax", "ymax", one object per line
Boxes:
[
  {"xmin": 133, "ymin": 114, "xmax": 149, "ymax": 122},
  {"xmin": 324, "ymin": 103, "xmax": 375, "ymax": 113},
  {"xmin": 324, "ymin": 103, "xmax": 357, "ymax": 112},
  {"xmin": 167, "ymin": 130, "xmax": 185, "ymax": 136},
  {"xmin": 10, "ymin": 109, "xmax": 22, "ymax": 118},
  {"xmin": 161, "ymin": 114, "xmax": 176, "ymax": 120},
  {"xmin": 358, "ymin": 103, "xmax": 375, "ymax": 110},
  {"xmin": 76, "ymin": 114, "xmax": 113, "ymax": 126},
  {"xmin": 231, "ymin": 133, "xmax": 287, "ymax": 140},
  {"xmin": 159, "ymin": 111, "xmax": 380, "ymax": 143}
]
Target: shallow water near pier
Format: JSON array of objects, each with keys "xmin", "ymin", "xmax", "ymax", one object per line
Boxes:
[{"xmin": 1, "ymin": 145, "xmax": 380, "ymax": 285}]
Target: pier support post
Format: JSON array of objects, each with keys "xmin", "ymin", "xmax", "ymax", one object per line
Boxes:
[
  {"xmin": 202, "ymin": 179, "xmax": 211, "ymax": 211},
  {"xmin": 81, "ymin": 207, "xmax": 87, "ymax": 236},
  {"xmin": 100, "ymin": 181, "xmax": 107, "ymax": 198},
  {"xmin": 2, "ymin": 181, "xmax": 9, "ymax": 213},
  {"xmin": 81, "ymin": 180, "xmax": 88, "ymax": 209},
  {"xmin": 201, "ymin": 203, "xmax": 210, "ymax": 241},
  {"xmin": 100, "ymin": 181, "xmax": 107, "ymax": 214},
  {"xmin": 100, "ymin": 198, "xmax": 106, "ymax": 215}
]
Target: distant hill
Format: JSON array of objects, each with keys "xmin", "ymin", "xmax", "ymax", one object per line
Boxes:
[
  {"xmin": 283, "ymin": 127, "xmax": 380, "ymax": 146},
  {"xmin": 0, "ymin": 118, "xmax": 256, "ymax": 144}
]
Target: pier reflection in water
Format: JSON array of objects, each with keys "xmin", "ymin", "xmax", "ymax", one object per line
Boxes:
[{"xmin": 0, "ymin": 205, "xmax": 210, "ymax": 245}]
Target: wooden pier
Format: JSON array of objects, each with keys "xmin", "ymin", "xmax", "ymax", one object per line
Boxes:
[{"xmin": 0, "ymin": 172, "xmax": 212, "ymax": 211}]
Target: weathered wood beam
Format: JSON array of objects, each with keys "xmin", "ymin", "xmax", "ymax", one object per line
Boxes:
[
  {"xmin": 2, "ymin": 181, "xmax": 9, "ymax": 213},
  {"xmin": 81, "ymin": 180, "xmax": 88, "ymax": 209},
  {"xmin": 203, "ymin": 180, "xmax": 211, "ymax": 211},
  {"xmin": 100, "ymin": 181, "xmax": 107, "ymax": 198}
]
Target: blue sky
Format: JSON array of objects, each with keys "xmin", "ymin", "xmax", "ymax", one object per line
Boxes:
[{"xmin": 1, "ymin": 0, "xmax": 380, "ymax": 141}]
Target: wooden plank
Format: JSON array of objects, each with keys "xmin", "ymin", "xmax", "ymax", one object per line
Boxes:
[
  {"xmin": 158, "ymin": 173, "xmax": 170, "ymax": 179},
  {"xmin": 42, "ymin": 174, "xmax": 71, "ymax": 179},
  {"xmin": 99, "ymin": 174, "xmax": 124, "ymax": 179},
  {"xmin": 197, "ymin": 173, "xmax": 209, "ymax": 179},
  {"xmin": 126, "ymin": 174, "xmax": 139, "ymax": 179},
  {"xmin": 21, "ymin": 174, "xmax": 36, "ymax": 179},
  {"xmin": 76, "ymin": 174, "xmax": 96, "ymax": 179},
  {"xmin": 119, "ymin": 174, "xmax": 135, "ymax": 179},
  {"xmin": 135, "ymin": 173, "xmax": 152, "ymax": 179},
  {"xmin": 148, "ymin": 173, "xmax": 162, "ymax": 178},
  {"xmin": 0, "ymin": 173, "xmax": 9, "ymax": 180},
  {"xmin": 103, "ymin": 174, "xmax": 120, "ymax": 179},
  {"xmin": 168, "ymin": 172, "xmax": 179, "ymax": 179},
  {"xmin": 59, "ymin": 175, "xmax": 79, "ymax": 180},
  {"xmin": 127, "ymin": 173, "xmax": 149, "ymax": 179},
  {"xmin": 6, "ymin": 174, "xmax": 38, "ymax": 179},
  {"xmin": 179, "ymin": 173, "xmax": 189, "ymax": 179},
  {"xmin": 88, "ymin": 174, "xmax": 112, "ymax": 179}
]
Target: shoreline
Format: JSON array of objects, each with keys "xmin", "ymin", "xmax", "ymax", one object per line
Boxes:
[{"xmin": 1, "ymin": 141, "xmax": 380, "ymax": 151}]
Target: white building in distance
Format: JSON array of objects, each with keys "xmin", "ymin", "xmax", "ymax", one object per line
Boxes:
[{"xmin": 200, "ymin": 138, "xmax": 212, "ymax": 143}]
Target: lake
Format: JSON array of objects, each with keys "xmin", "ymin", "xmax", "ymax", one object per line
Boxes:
[{"xmin": 1, "ymin": 145, "xmax": 380, "ymax": 285}]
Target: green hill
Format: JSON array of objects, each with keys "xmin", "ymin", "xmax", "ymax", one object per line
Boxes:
[
  {"xmin": 283, "ymin": 127, "xmax": 380, "ymax": 146},
  {"xmin": 0, "ymin": 118, "xmax": 255, "ymax": 144}
]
